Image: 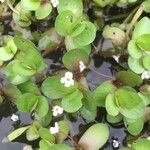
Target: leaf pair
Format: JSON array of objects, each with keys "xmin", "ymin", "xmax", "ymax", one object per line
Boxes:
[{"xmin": 17, "ymin": 93, "xmax": 49, "ymax": 118}]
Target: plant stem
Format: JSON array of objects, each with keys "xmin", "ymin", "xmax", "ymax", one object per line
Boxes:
[
  {"xmin": 6, "ymin": 0, "xmax": 19, "ymax": 15},
  {"xmin": 125, "ymin": 4, "xmax": 144, "ymax": 39}
]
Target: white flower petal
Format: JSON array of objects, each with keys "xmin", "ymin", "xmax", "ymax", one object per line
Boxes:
[
  {"xmin": 60, "ymin": 77, "xmax": 66, "ymax": 84},
  {"xmin": 11, "ymin": 114, "xmax": 19, "ymax": 122},
  {"xmin": 52, "ymin": 111, "xmax": 58, "ymax": 117},
  {"xmin": 52, "ymin": 106, "xmax": 63, "ymax": 116},
  {"xmin": 64, "ymin": 81, "xmax": 71, "ymax": 87},
  {"xmin": 49, "ymin": 122, "xmax": 59, "ymax": 134},
  {"xmin": 65, "ymin": 71, "xmax": 73, "ymax": 78}
]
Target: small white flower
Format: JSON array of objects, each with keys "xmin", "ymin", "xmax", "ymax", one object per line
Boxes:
[
  {"xmin": 49, "ymin": 122, "xmax": 59, "ymax": 135},
  {"xmin": 23, "ymin": 145, "xmax": 33, "ymax": 150},
  {"xmin": 52, "ymin": 105, "xmax": 63, "ymax": 117},
  {"xmin": 112, "ymin": 55, "xmax": 120, "ymax": 63},
  {"xmin": 0, "ymin": 0, "xmax": 5, "ymax": 3},
  {"xmin": 50, "ymin": 0, "xmax": 59, "ymax": 7},
  {"xmin": 112, "ymin": 140, "xmax": 120, "ymax": 148},
  {"xmin": 60, "ymin": 71, "xmax": 74, "ymax": 87},
  {"xmin": 11, "ymin": 114, "xmax": 19, "ymax": 122},
  {"xmin": 141, "ymin": 70, "xmax": 150, "ymax": 80},
  {"xmin": 79, "ymin": 61, "xmax": 86, "ymax": 72}
]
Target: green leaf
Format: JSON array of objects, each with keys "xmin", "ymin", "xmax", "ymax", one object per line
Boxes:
[
  {"xmin": 106, "ymin": 114, "xmax": 123, "ymax": 124},
  {"xmin": 69, "ymin": 21, "xmax": 86, "ymax": 37},
  {"xmin": 57, "ymin": 0, "xmax": 83, "ymax": 17},
  {"xmin": 2, "ymin": 84, "xmax": 22, "ymax": 104},
  {"xmin": 80, "ymin": 89, "xmax": 97, "ymax": 121},
  {"xmin": 39, "ymin": 127, "xmax": 55, "ymax": 143},
  {"xmin": 41, "ymin": 76, "xmax": 77, "ymax": 99},
  {"xmin": 35, "ymin": 3, "xmax": 52, "ymax": 20},
  {"xmin": 61, "ymin": 89, "xmax": 83, "ymax": 113},
  {"xmin": 132, "ymin": 17, "xmax": 150, "ymax": 39},
  {"xmin": 94, "ymin": 81, "xmax": 116, "ymax": 107},
  {"xmin": 56, "ymin": 121, "xmax": 69, "ymax": 143},
  {"xmin": 128, "ymin": 40, "xmax": 142, "ymax": 59},
  {"xmin": 7, "ymin": 126, "xmax": 30, "ymax": 141},
  {"xmin": 128, "ymin": 57, "xmax": 145, "ymax": 74},
  {"xmin": 55, "ymin": 10, "xmax": 76, "ymax": 36},
  {"xmin": 35, "ymin": 96, "xmax": 49, "ymax": 117},
  {"xmin": 120, "ymin": 101, "xmax": 145, "ymax": 120},
  {"xmin": 142, "ymin": 55, "xmax": 150, "ymax": 70},
  {"xmin": 138, "ymin": 92, "xmax": 150, "ymax": 106},
  {"xmin": 17, "ymin": 80, "xmax": 40, "ymax": 95},
  {"xmin": 13, "ymin": 3, "xmax": 31, "ymax": 27},
  {"xmin": 116, "ymin": 70, "xmax": 143, "ymax": 87},
  {"xmin": 115, "ymin": 88, "xmax": 142, "ymax": 109},
  {"xmin": 14, "ymin": 36, "xmax": 45, "ymax": 72},
  {"xmin": 73, "ymin": 21, "xmax": 96, "ymax": 46},
  {"xmin": 35, "ymin": 110, "xmax": 52, "ymax": 127},
  {"xmin": 0, "ymin": 39, "xmax": 17, "ymax": 61},
  {"xmin": 62, "ymin": 49, "xmax": 89, "ymax": 71},
  {"xmin": 105, "ymin": 93, "xmax": 119, "ymax": 116},
  {"xmin": 65, "ymin": 36, "xmax": 91, "ymax": 54},
  {"xmin": 143, "ymin": 0, "xmax": 150, "ymax": 13},
  {"xmin": 39, "ymin": 140, "xmax": 52, "ymax": 150},
  {"xmin": 124, "ymin": 118, "xmax": 144, "ymax": 135},
  {"xmin": 21, "ymin": 0, "xmax": 40, "ymax": 11},
  {"xmin": 78, "ymin": 123, "xmax": 109, "ymax": 150},
  {"xmin": 0, "ymin": 47, "xmax": 14, "ymax": 61},
  {"xmin": 17, "ymin": 93, "xmax": 38, "ymax": 112},
  {"xmin": 26, "ymin": 125, "xmax": 39, "ymax": 141},
  {"xmin": 13, "ymin": 60, "xmax": 36, "ymax": 76},
  {"xmin": 131, "ymin": 139, "xmax": 150, "ymax": 150},
  {"xmin": 5, "ymin": 61, "xmax": 30, "ymax": 85},
  {"xmin": 136, "ymin": 34, "xmax": 150, "ymax": 51}
]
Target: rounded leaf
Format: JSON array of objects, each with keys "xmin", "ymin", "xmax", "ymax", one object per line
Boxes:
[
  {"xmin": 55, "ymin": 10, "xmax": 76, "ymax": 36},
  {"xmin": 61, "ymin": 90, "xmax": 83, "ymax": 113},
  {"xmin": 143, "ymin": 55, "xmax": 150, "ymax": 70},
  {"xmin": 94, "ymin": 81, "xmax": 116, "ymax": 107},
  {"xmin": 41, "ymin": 76, "xmax": 77, "ymax": 99},
  {"xmin": 132, "ymin": 17, "xmax": 150, "ymax": 39},
  {"xmin": 35, "ymin": 3, "xmax": 52, "ymax": 20},
  {"xmin": 78, "ymin": 123, "xmax": 109, "ymax": 150},
  {"xmin": 17, "ymin": 93, "xmax": 38, "ymax": 112},
  {"xmin": 136, "ymin": 34, "xmax": 150, "ymax": 51},
  {"xmin": 62, "ymin": 49, "xmax": 89, "ymax": 71},
  {"xmin": 105, "ymin": 93, "xmax": 119, "ymax": 116},
  {"xmin": 35, "ymin": 96, "xmax": 49, "ymax": 117},
  {"xmin": 116, "ymin": 70, "xmax": 143, "ymax": 87},
  {"xmin": 21, "ymin": 0, "xmax": 40, "ymax": 11},
  {"xmin": 124, "ymin": 118, "xmax": 144, "ymax": 135},
  {"xmin": 115, "ymin": 88, "xmax": 142, "ymax": 109},
  {"xmin": 128, "ymin": 40, "xmax": 142, "ymax": 59},
  {"xmin": 57, "ymin": 0, "xmax": 83, "ymax": 17},
  {"xmin": 73, "ymin": 21, "xmax": 96, "ymax": 46},
  {"xmin": 128, "ymin": 57, "xmax": 145, "ymax": 74},
  {"xmin": 39, "ymin": 127, "xmax": 55, "ymax": 143},
  {"xmin": 131, "ymin": 139, "xmax": 150, "ymax": 150}
]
